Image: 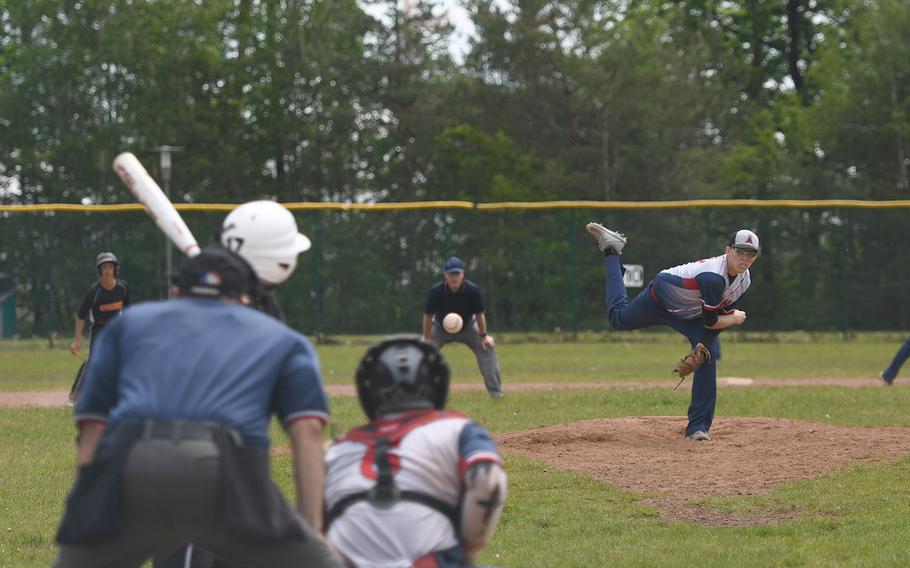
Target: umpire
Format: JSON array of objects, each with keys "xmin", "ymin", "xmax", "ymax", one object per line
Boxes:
[
  {"xmin": 54, "ymin": 247, "xmax": 341, "ymax": 568},
  {"xmin": 422, "ymin": 256, "xmax": 502, "ymax": 398}
]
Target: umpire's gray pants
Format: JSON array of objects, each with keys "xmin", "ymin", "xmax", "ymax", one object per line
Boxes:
[
  {"xmin": 54, "ymin": 439, "xmax": 341, "ymax": 568},
  {"xmin": 430, "ymin": 321, "xmax": 502, "ymax": 397}
]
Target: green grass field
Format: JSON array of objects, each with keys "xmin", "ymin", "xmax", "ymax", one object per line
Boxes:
[{"xmin": 2, "ymin": 335, "xmax": 910, "ymax": 567}]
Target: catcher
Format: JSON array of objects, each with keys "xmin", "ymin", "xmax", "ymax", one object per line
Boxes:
[
  {"xmin": 324, "ymin": 335, "xmax": 507, "ymax": 567},
  {"xmin": 586, "ymin": 223, "xmax": 759, "ymax": 441}
]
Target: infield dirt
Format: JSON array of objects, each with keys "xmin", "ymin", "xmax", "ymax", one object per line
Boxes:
[
  {"xmin": 5, "ymin": 380, "xmax": 909, "ymax": 526},
  {"xmin": 497, "ymin": 415, "xmax": 910, "ymax": 526}
]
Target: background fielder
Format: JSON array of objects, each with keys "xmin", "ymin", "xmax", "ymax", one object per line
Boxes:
[
  {"xmin": 422, "ymin": 256, "xmax": 503, "ymax": 399},
  {"xmin": 587, "ymin": 223, "xmax": 759, "ymax": 441},
  {"xmin": 880, "ymin": 337, "xmax": 910, "ymax": 386},
  {"xmin": 68, "ymin": 251, "xmax": 130, "ymax": 405}
]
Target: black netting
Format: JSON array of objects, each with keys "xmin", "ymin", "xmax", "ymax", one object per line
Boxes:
[{"xmin": 1, "ymin": 206, "xmax": 908, "ymax": 337}]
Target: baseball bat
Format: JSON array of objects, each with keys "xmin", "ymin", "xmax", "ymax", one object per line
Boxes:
[{"xmin": 112, "ymin": 152, "xmax": 201, "ymax": 257}]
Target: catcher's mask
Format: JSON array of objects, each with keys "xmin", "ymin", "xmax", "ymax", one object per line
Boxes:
[
  {"xmin": 355, "ymin": 335, "xmax": 450, "ymax": 420},
  {"xmin": 96, "ymin": 251, "xmax": 119, "ymax": 276}
]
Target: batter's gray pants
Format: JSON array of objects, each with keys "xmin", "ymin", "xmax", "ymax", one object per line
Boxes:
[
  {"xmin": 430, "ymin": 321, "xmax": 502, "ymax": 397},
  {"xmin": 54, "ymin": 438, "xmax": 341, "ymax": 568}
]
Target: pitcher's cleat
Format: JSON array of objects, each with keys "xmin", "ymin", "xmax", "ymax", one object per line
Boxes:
[
  {"xmin": 685, "ymin": 430, "xmax": 711, "ymax": 441},
  {"xmin": 585, "ymin": 223, "xmax": 627, "ymax": 254}
]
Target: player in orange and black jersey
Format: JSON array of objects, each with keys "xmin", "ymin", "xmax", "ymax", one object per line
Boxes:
[{"xmin": 67, "ymin": 251, "xmax": 130, "ymax": 405}]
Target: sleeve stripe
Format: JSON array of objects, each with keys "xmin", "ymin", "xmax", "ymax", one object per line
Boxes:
[
  {"xmin": 465, "ymin": 450, "xmax": 501, "ymax": 465},
  {"xmin": 284, "ymin": 411, "xmax": 329, "ymax": 427},
  {"xmin": 458, "ymin": 452, "xmax": 502, "ymax": 480},
  {"xmin": 74, "ymin": 414, "xmax": 109, "ymax": 427}
]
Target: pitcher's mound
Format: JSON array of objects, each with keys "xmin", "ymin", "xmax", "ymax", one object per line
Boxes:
[{"xmin": 497, "ymin": 416, "xmax": 910, "ymax": 525}]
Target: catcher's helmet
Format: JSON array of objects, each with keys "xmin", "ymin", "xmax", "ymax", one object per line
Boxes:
[
  {"xmin": 96, "ymin": 252, "xmax": 118, "ymax": 275},
  {"xmin": 220, "ymin": 200, "xmax": 311, "ymax": 286},
  {"xmin": 355, "ymin": 335, "xmax": 450, "ymax": 420}
]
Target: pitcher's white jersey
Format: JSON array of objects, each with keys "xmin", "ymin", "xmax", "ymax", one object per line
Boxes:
[
  {"xmin": 652, "ymin": 255, "xmax": 751, "ymax": 319},
  {"xmin": 325, "ymin": 409, "xmax": 501, "ymax": 568}
]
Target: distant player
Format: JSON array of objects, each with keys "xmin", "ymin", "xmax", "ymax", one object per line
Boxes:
[
  {"xmin": 325, "ymin": 335, "xmax": 507, "ymax": 567},
  {"xmin": 880, "ymin": 338, "xmax": 910, "ymax": 385},
  {"xmin": 67, "ymin": 251, "xmax": 129, "ymax": 405},
  {"xmin": 586, "ymin": 223, "xmax": 759, "ymax": 441},
  {"xmin": 422, "ymin": 256, "xmax": 503, "ymax": 399}
]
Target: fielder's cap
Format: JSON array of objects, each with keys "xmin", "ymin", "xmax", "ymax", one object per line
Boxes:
[
  {"xmin": 728, "ymin": 229, "xmax": 760, "ymax": 252},
  {"xmin": 174, "ymin": 245, "xmax": 258, "ymax": 299},
  {"xmin": 96, "ymin": 251, "xmax": 118, "ymax": 267},
  {"xmin": 443, "ymin": 256, "xmax": 464, "ymax": 273}
]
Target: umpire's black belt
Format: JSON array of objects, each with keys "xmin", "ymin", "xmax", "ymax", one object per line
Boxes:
[{"xmin": 140, "ymin": 419, "xmax": 242, "ymax": 444}]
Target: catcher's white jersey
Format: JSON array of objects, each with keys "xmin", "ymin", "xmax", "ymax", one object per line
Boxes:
[
  {"xmin": 652, "ymin": 254, "xmax": 751, "ymax": 319},
  {"xmin": 325, "ymin": 409, "xmax": 501, "ymax": 568}
]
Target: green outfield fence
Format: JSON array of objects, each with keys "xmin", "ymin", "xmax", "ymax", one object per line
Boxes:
[{"xmin": 2, "ymin": 200, "xmax": 910, "ymax": 340}]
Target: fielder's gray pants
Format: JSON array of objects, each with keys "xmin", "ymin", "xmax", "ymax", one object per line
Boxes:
[
  {"xmin": 54, "ymin": 438, "xmax": 341, "ymax": 568},
  {"xmin": 430, "ymin": 320, "xmax": 502, "ymax": 397}
]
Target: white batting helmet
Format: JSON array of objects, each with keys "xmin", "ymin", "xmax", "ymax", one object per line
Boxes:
[{"xmin": 220, "ymin": 200, "xmax": 311, "ymax": 285}]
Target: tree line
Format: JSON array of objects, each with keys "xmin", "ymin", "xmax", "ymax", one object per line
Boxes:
[{"xmin": 1, "ymin": 0, "xmax": 908, "ymax": 336}]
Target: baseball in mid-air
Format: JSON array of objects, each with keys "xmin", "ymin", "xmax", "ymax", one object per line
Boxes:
[{"xmin": 443, "ymin": 313, "xmax": 463, "ymax": 334}]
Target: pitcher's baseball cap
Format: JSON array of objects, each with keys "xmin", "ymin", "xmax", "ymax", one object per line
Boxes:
[
  {"xmin": 728, "ymin": 229, "xmax": 760, "ymax": 252},
  {"xmin": 443, "ymin": 256, "xmax": 465, "ymax": 273}
]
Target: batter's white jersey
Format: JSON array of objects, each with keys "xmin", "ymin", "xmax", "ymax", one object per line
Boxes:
[
  {"xmin": 652, "ymin": 255, "xmax": 751, "ymax": 319},
  {"xmin": 325, "ymin": 409, "xmax": 501, "ymax": 568}
]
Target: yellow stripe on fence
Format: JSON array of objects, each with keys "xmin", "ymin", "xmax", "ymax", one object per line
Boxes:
[
  {"xmin": 0, "ymin": 201, "xmax": 477, "ymax": 213},
  {"xmin": 3, "ymin": 199, "xmax": 910, "ymax": 213},
  {"xmin": 475, "ymin": 199, "xmax": 910, "ymax": 210}
]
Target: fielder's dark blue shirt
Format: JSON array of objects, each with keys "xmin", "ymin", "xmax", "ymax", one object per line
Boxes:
[
  {"xmin": 424, "ymin": 279, "xmax": 485, "ymax": 325},
  {"xmin": 75, "ymin": 298, "xmax": 329, "ymax": 448}
]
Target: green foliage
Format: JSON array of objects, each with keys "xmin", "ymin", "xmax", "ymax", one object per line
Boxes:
[
  {"xmin": 803, "ymin": 0, "xmax": 910, "ymax": 197},
  {"xmin": 2, "ymin": 0, "xmax": 910, "ymax": 334},
  {"xmin": 431, "ymin": 124, "xmax": 545, "ymax": 201}
]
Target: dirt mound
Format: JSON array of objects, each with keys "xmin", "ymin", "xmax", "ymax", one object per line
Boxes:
[{"xmin": 497, "ymin": 416, "xmax": 910, "ymax": 525}]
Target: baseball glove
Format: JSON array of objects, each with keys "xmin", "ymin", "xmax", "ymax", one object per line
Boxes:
[{"xmin": 672, "ymin": 342, "xmax": 711, "ymax": 387}]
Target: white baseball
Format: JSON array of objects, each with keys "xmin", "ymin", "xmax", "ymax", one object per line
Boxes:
[{"xmin": 443, "ymin": 313, "xmax": 463, "ymax": 334}]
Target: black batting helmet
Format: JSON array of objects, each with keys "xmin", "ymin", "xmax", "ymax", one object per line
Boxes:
[
  {"xmin": 355, "ymin": 335, "xmax": 450, "ymax": 420},
  {"xmin": 174, "ymin": 245, "xmax": 258, "ymax": 299},
  {"xmin": 96, "ymin": 252, "xmax": 119, "ymax": 275}
]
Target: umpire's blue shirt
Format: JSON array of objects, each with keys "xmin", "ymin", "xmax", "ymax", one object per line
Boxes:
[
  {"xmin": 424, "ymin": 279, "xmax": 485, "ymax": 325},
  {"xmin": 74, "ymin": 298, "xmax": 329, "ymax": 449}
]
